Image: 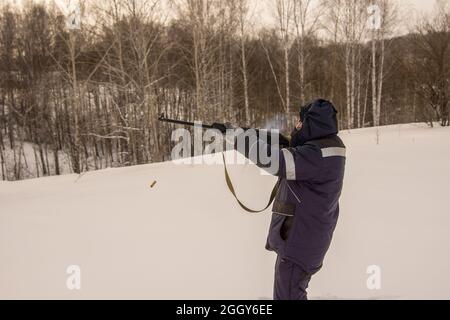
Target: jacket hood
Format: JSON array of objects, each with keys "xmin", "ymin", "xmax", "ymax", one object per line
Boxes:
[{"xmin": 291, "ymin": 99, "xmax": 338, "ymax": 147}]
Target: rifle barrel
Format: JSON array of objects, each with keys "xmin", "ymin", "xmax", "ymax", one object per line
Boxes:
[{"xmin": 158, "ymin": 114, "xmax": 214, "ymax": 129}]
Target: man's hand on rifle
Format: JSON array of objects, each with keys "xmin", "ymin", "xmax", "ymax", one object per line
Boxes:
[{"xmin": 212, "ymin": 122, "xmax": 235, "ymax": 135}]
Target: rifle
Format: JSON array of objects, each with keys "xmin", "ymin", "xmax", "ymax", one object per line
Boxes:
[
  {"xmin": 158, "ymin": 113, "xmax": 290, "ymax": 147},
  {"xmin": 158, "ymin": 113, "xmax": 285, "ymax": 213}
]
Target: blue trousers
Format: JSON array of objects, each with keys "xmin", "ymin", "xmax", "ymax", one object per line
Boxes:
[{"xmin": 273, "ymin": 256, "xmax": 312, "ymax": 300}]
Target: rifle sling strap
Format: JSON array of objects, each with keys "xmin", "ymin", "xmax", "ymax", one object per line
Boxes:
[{"xmin": 222, "ymin": 152, "xmax": 279, "ymax": 213}]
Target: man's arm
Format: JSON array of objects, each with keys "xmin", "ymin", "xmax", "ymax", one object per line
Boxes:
[
  {"xmin": 234, "ymin": 132, "xmax": 320, "ymax": 180},
  {"xmin": 277, "ymin": 144, "xmax": 322, "ymax": 181}
]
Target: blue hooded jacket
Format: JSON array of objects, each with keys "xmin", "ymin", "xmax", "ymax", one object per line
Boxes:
[{"xmin": 240, "ymin": 99, "xmax": 346, "ymax": 274}]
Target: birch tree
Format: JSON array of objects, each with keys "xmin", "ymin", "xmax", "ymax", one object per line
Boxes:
[
  {"xmin": 276, "ymin": 0, "xmax": 295, "ymax": 114},
  {"xmin": 237, "ymin": 0, "xmax": 251, "ymax": 124},
  {"xmin": 325, "ymin": 0, "xmax": 369, "ymax": 129},
  {"xmin": 369, "ymin": 0, "xmax": 398, "ymax": 127},
  {"xmin": 293, "ymin": 0, "xmax": 321, "ymax": 105}
]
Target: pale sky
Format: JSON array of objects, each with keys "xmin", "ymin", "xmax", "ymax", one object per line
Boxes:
[
  {"xmin": 2, "ymin": 0, "xmax": 444, "ymax": 35},
  {"xmin": 3, "ymin": 0, "xmax": 438, "ymax": 13},
  {"xmin": 250, "ymin": 0, "xmax": 442, "ymax": 34}
]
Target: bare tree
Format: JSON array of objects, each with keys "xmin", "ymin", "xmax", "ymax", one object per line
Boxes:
[
  {"xmin": 276, "ymin": 0, "xmax": 295, "ymax": 114},
  {"xmin": 409, "ymin": 0, "xmax": 450, "ymax": 126},
  {"xmin": 293, "ymin": 0, "xmax": 321, "ymax": 105},
  {"xmin": 237, "ymin": 0, "xmax": 251, "ymax": 125},
  {"xmin": 325, "ymin": 0, "xmax": 369, "ymax": 129},
  {"xmin": 370, "ymin": 0, "xmax": 398, "ymax": 127}
]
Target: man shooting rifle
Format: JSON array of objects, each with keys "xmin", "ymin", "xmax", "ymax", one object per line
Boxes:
[{"xmin": 159, "ymin": 99, "xmax": 346, "ymax": 300}]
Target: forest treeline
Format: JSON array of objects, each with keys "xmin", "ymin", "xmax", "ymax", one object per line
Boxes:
[{"xmin": 0, "ymin": 0, "xmax": 449, "ymax": 180}]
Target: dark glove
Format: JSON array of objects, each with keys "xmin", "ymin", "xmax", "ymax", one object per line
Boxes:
[{"xmin": 212, "ymin": 122, "xmax": 235, "ymax": 134}]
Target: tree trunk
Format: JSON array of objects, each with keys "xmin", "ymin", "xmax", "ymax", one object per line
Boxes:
[
  {"xmin": 372, "ymin": 32, "xmax": 378, "ymax": 127},
  {"xmin": 377, "ymin": 35, "xmax": 385, "ymax": 127},
  {"xmin": 70, "ymin": 32, "xmax": 81, "ymax": 174}
]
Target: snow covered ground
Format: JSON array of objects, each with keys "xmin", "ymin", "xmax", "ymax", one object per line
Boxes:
[{"xmin": 1, "ymin": 123, "xmax": 450, "ymax": 299}]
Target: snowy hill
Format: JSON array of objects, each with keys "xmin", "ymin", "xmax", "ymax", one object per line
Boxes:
[{"xmin": 1, "ymin": 123, "xmax": 450, "ymax": 299}]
